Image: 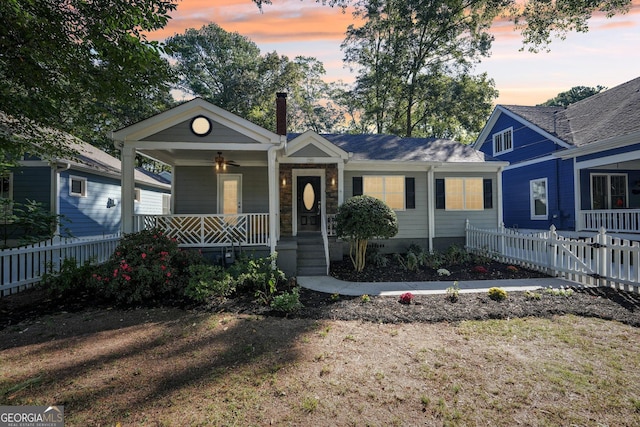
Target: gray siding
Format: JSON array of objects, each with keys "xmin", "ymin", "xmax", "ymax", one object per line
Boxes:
[
  {"xmin": 344, "ymin": 171, "xmax": 429, "ymax": 240},
  {"xmin": 135, "ymin": 186, "xmax": 168, "ymax": 215},
  {"xmin": 173, "ymin": 166, "xmax": 269, "ymax": 214},
  {"xmin": 433, "ymin": 171, "xmax": 498, "ymax": 237},
  {"xmin": 290, "ymin": 144, "xmax": 331, "ymax": 158},
  {"xmin": 143, "ymin": 119, "xmax": 256, "ymax": 143}
]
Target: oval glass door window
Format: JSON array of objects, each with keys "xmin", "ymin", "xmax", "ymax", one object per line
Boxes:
[{"xmin": 303, "ymin": 183, "xmax": 315, "ymax": 211}]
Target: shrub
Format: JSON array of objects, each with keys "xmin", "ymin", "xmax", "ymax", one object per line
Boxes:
[
  {"xmin": 443, "ymin": 245, "xmax": 471, "ymax": 266},
  {"xmin": 228, "ymin": 253, "xmax": 286, "ymax": 305},
  {"xmin": 473, "ymin": 265, "xmax": 488, "ymax": 274},
  {"xmin": 367, "ymin": 248, "xmax": 389, "ymax": 268},
  {"xmin": 336, "ymin": 195, "xmax": 398, "ymax": 272},
  {"xmin": 361, "ymin": 294, "xmax": 371, "ymax": 303},
  {"xmin": 437, "ymin": 268, "xmax": 451, "ymax": 277},
  {"xmin": 399, "ymin": 292, "xmax": 414, "ymax": 304},
  {"xmin": 40, "ymin": 257, "xmax": 97, "ymax": 298},
  {"xmin": 90, "ymin": 228, "xmax": 206, "ymax": 305},
  {"xmin": 488, "ymin": 287, "xmax": 508, "ymax": 301},
  {"xmin": 446, "ymin": 281, "xmax": 460, "ymax": 302},
  {"xmin": 270, "ymin": 287, "xmax": 303, "ymax": 314},
  {"xmin": 185, "ymin": 264, "xmax": 235, "ymax": 302}
]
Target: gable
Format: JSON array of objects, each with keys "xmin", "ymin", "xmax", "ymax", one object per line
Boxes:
[
  {"xmin": 111, "ymin": 98, "xmax": 282, "ymax": 145},
  {"xmin": 284, "ymin": 131, "xmax": 348, "ymax": 161}
]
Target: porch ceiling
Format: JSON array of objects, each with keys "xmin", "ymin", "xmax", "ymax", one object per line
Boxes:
[
  {"xmin": 138, "ymin": 148, "xmax": 269, "ymax": 167},
  {"xmin": 590, "ymin": 159, "xmax": 640, "ymax": 170}
]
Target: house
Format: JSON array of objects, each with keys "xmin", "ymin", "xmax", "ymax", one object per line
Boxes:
[
  {"xmin": 110, "ymin": 95, "xmax": 507, "ymax": 276},
  {"xmin": 1, "ymin": 115, "xmax": 171, "ymax": 243},
  {"xmin": 473, "ymin": 77, "xmax": 640, "ymax": 235}
]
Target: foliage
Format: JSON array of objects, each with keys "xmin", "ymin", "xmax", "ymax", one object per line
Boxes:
[
  {"xmin": 90, "ymin": 228, "xmax": 206, "ymax": 305},
  {"xmin": 443, "ymin": 245, "xmax": 471, "ymax": 266},
  {"xmin": 544, "ymin": 286, "xmax": 574, "ymax": 297},
  {"xmin": 399, "ymin": 292, "xmax": 414, "ymax": 304},
  {"xmin": 361, "ymin": 294, "xmax": 371, "ymax": 303},
  {"xmin": 185, "ymin": 264, "xmax": 236, "ymax": 302},
  {"xmin": 472, "ymin": 265, "xmax": 488, "ymax": 274},
  {"xmin": 165, "ymin": 23, "xmax": 344, "ymax": 133},
  {"xmin": 336, "ymin": 195, "xmax": 398, "ymax": 272},
  {"xmin": 524, "ymin": 290, "xmax": 542, "ymax": 300},
  {"xmin": 446, "ymin": 281, "xmax": 460, "ymax": 303},
  {"xmin": 341, "ymin": 0, "xmax": 498, "ymax": 139},
  {"xmin": 0, "ymin": 199, "xmax": 71, "ymax": 248},
  {"xmin": 539, "ymin": 85, "xmax": 606, "ymax": 107},
  {"xmin": 40, "ymin": 258, "xmax": 97, "ymax": 298},
  {"xmin": 0, "ymin": 0, "xmax": 176, "ymax": 160},
  {"xmin": 270, "ymin": 287, "xmax": 304, "ymax": 314},
  {"xmin": 366, "ymin": 248, "xmax": 390, "ymax": 268},
  {"xmin": 228, "ymin": 253, "xmax": 286, "ymax": 305},
  {"xmin": 488, "ymin": 287, "xmax": 508, "ymax": 301},
  {"xmin": 437, "ymin": 268, "xmax": 451, "ymax": 277}
]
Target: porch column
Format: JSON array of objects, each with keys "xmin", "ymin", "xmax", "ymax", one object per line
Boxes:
[
  {"xmin": 573, "ymin": 158, "xmax": 582, "ymax": 231},
  {"xmin": 497, "ymin": 166, "xmax": 504, "ymax": 227},
  {"xmin": 427, "ymin": 166, "xmax": 435, "ymax": 252},
  {"xmin": 121, "ymin": 144, "xmax": 136, "ymax": 233},
  {"xmin": 268, "ymin": 147, "xmax": 278, "ymax": 254},
  {"xmin": 337, "ymin": 160, "xmax": 344, "ymax": 206}
]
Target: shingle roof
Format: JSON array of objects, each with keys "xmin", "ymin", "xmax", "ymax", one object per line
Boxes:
[
  {"xmin": 1, "ymin": 111, "xmax": 169, "ymax": 188},
  {"xmin": 290, "ymin": 133, "xmax": 495, "ymax": 163},
  {"xmin": 503, "ymin": 76, "xmax": 640, "ymax": 146}
]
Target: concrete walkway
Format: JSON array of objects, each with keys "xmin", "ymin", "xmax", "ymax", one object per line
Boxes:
[{"xmin": 297, "ymin": 275, "xmax": 571, "ymax": 296}]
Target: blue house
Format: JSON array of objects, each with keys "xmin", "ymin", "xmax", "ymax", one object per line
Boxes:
[
  {"xmin": 473, "ymin": 77, "xmax": 640, "ymax": 235},
  {"xmin": 1, "ymin": 116, "xmax": 170, "ymax": 243}
]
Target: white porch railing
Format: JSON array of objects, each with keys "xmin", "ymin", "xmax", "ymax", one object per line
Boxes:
[
  {"xmin": 1, "ymin": 234, "xmax": 122, "ymax": 296},
  {"xmin": 134, "ymin": 214, "xmax": 270, "ymax": 247},
  {"xmin": 580, "ymin": 209, "xmax": 640, "ymax": 233},
  {"xmin": 466, "ymin": 221, "xmax": 640, "ymax": 293}
]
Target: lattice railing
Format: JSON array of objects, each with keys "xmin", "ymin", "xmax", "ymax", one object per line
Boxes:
[{"xmin": 134, "ymin": 214, "xmax": 269, "ymax": 247}]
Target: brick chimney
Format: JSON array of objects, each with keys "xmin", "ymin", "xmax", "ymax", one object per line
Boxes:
[{"xmin": 276, "ymin": 92, "xmax": 287, "ymax": 136}]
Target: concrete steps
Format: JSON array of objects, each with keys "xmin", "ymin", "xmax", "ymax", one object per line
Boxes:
[{"xmin": 296, "ymin": 233, "xmax": 327, "ymax": 276}]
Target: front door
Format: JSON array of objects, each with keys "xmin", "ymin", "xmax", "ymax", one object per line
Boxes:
[{"xmin": 297, "ymin": 176, "xmax": 321, "ymax": 232}]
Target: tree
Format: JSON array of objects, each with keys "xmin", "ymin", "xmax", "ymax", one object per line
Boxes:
[
  {"xmin": 336, "ymin": 195, "xmax": 398, "ymax": 272},
  {"xmin": 341, "ymin": 0, "xmax": 498, "ymax": 138},
  {"xmin": 539, "ymin": 85, "xmax": 606, "ymax": 107},
  {"xmin": 254, "ymin": 0, "xmax": 632, "ymax": 52},
  {"xmin": 166, "ymin": 23, "xmax": 344, "ymax": 133},
  {"xmin": 0, "ymin": 0, "xmax": 177, "ymax": 164}
]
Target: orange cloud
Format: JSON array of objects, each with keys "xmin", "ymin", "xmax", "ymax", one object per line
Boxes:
[{"xmin": 149, "ymin": 0, "xmax": 360, "ymax": 42}]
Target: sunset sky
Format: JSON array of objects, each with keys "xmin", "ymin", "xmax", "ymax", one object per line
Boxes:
[{"xmin": 149, "ymin": 0, "xmax": 640, "ymax": 106}]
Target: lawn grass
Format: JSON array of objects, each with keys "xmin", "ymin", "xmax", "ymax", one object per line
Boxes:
[{"xmin": 1, "ymin": 309, "xmax": 639, "ymax": 426}]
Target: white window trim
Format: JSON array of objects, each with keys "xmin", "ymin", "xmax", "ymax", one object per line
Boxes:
[
  {"xmin": 530, "ymin": 178, "xmax": 548, "ymax": 220},
  {"xmin": 444, "ymin": 177, "xmax": 484, "ymax": 211},
  {"xmin": 134, "ymin": 188, "xmax": 141, "ymax": 203},
  {"xmin": 69, "ymin": 175, "xmax": 87, "ymax": 197},
  {"xmin": 363, "ymin": 175, "xmax": 405, "ymax": 211},
  {"xmin": 492, "ymin": 127, "xmax": 513, "ymax": 156},
  {"xmin": 590, "ymin": 173, "xmax": 628, "ymax": 210}
]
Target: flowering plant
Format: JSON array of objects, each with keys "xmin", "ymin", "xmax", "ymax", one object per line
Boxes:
[
  {"xmin": 506, "ymin": 265, "xmax": 518, "ymax": 272},
  {"xmin": 90, "ymin": 228, "xmax": 205, "ymax": 304},
  {"xmin": 399, "ymin": 292, "xmax": 414, "ymax": 304},
  {"xmin": 437, "ymin": 268, "xmax": 451, "ymax": 277},
  {"xmin": 472, "ymin": 265, "xmax": 488, "ymax": 274}
]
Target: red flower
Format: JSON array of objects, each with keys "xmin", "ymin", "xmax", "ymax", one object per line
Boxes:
[
  {"xmin": 113, "ymin": 269, "xmax": 119, "ymax": 277},
  {"xmin": 399, "ymin": 292, "xmax": 414, "ymax": 304},
  {"xmin": 141, "ymin": 253, "xmax": 147, "ymax": 259},
  {"xmin": 473, "ymin": 266, "xmax": 488, "ymax": 274},
  {"xmin": 161, "ymin": 265, "xmax": 166, "ymax": 271},
  {"xmin": 166, "ymin": 272, "xmax": 172, "ymax": 277}
]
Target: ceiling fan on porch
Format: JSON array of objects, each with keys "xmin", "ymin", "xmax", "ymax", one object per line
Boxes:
[{"xmin": 214, "ymin": 151, "xmax": 240, "ymax": 171}]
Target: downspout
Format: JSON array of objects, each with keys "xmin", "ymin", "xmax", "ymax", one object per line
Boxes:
[{"xmin": 497, "ymin": 165, "xmax": 504, "ymax": 228}]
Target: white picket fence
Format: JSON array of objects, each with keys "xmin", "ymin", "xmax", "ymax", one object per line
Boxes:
[
  {"xmin": 466, "ymin": 220, "xmax": 640, "ymax": 293},
  {"xmin": 0, "ymin": 234, "xmax": 121, "ymax": 296}
]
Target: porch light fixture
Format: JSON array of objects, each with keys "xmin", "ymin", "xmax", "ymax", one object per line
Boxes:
[
  {"xmin": 282, "ymin": 177, "xmax": 287, "ymax": 186},
  {"xmin": 191, "ymin": 115, "xmax": 212, "ymax": 136},
  {"xmin": 215, "ymin": 152, "xmax": 227, "ymax": 172}
]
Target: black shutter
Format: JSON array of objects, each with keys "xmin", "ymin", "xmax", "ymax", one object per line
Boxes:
[
  {"xmin": 483, "ymin": 179, "xmax": 493, "ymax": 209},
  {"xmin": 435, "ymin": 179, "xmax": 445, "ymax": 209},
  {"xmin": 353, "ymin": 177, "xmax": 363, "ymax": 196},
  {"xmin": 405, "ymin": 177, "xmax": 415, "ymax": 209}
]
